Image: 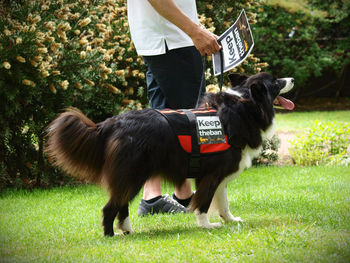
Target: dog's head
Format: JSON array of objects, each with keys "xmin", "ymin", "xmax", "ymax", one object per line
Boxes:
[{"xmin": 227, "ymin": 72, "xmax": 295, "ymax": 110}]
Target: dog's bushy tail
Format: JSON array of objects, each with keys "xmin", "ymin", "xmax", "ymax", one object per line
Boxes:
[{"xmin": 45, "ymin": 108, "xmax": 105, "ymax": 183}]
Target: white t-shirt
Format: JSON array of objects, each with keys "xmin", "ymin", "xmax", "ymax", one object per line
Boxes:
[{"xmin": 127, "ymin": 0, "xmax": 199, "ymax": 56}]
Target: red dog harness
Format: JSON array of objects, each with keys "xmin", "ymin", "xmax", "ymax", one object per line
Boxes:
[{"xmin": 156, "ymin": 108, "xmax": 231, "ymax": 177}]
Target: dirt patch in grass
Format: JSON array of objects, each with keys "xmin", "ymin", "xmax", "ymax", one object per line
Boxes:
[{"xmin": 276, "ymin": 132, "xmax": 296, "ymax": 165}]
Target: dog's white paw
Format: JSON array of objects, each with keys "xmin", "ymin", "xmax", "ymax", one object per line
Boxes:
[
  {"xmin": 195, "ymin": 210, "xmax": 222, "ymax": 229},
  {"xmin": 220, "ymin": 213, "xmax": 243, "ymax": 223},
  {"xmin": 117, "ymin": 217, "xmax": 134, "ymax": 235},
  {"xmin": 114, "ymin": 230, "xmax": 133, "ymax": 236},
  {"xmin": 204, "ymin": 222, "xmax": 222, "ymax": 229},
  {"xmin": 231, "ymin": 216, "xmax": 243, "ymax": 222}
]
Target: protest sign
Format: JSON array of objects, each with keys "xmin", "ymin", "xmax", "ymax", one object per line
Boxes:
[{"xmin": 212, "ymin": 9, "xmax": 254, "ymax": 76}]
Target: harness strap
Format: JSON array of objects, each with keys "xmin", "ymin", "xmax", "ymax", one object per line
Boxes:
[
  {"xmin": 219, "ymin": 47, "xmax": 224, "ymax": 91},
  {"xmin": 200, "ymin": 40, "xmax": 224, "ymax": 96},
  {"xmin": 181, "ymin": 109, "xmax": 201, "ymax": 178}
]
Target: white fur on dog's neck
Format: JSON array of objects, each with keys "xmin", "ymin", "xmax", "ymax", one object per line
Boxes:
[{"xmin": 225, "ymin": 88, "xmax": 242, "ymax": 97}]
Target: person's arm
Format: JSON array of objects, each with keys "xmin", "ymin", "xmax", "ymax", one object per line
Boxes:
[{"xmin": 148, "ymin": 0, "xmax": 221, "ymax": 56}]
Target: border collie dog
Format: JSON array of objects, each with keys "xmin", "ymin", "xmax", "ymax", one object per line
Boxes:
[{"xmin": 45, "ymin": 72, "xmax": 294, "ymax": 236}]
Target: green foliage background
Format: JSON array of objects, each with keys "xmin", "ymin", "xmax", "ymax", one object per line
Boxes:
[
  {"xmin": 253, "ymin": 0, "xmax": 350, "ymax": 97},
  {"xmin": 0, "ymin": 0, "xmax": 349, "ymax": 188},
  {"xmin": 290, "ymin": 121, "xmax": 350, "ymax": 166}
]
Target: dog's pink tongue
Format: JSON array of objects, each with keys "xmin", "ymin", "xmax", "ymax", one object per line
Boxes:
[{"xmin": 276, "ymin": 96, "xmax": 295, "ymax": 110}]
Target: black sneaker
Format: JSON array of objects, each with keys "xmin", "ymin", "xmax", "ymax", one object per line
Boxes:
[
  {"xmin": 137, "ymin": 194, "xmax": 188, "ymax": 216},
  {"xmin": 172, "ymin": 192, "xmax": 194, "ymax": 208}
]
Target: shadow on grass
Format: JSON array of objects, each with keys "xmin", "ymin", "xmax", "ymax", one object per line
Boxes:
[{"xmin": 101, "ymin": 215, "xmax": 302, "ymax": 241}]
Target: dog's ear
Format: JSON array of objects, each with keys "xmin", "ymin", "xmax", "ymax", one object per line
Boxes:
[
  {"xmin": 250, "ymin": 81, "xmax": 267, "ymax": 102},
  {"xmin": 228, "ymin": 73, "xmax": 248, "ymax": 87}
]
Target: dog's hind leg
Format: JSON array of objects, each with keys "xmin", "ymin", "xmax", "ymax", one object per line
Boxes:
[
  {"xmin": 102, "ymin": 201, "xmax": 133, "ymax": 236},
  {"xmin": 210, "ymin": 182, "xmax": 242, "ymax": 223},
  {"xmin": 116, "ymin": 205, "xmax": 133, "ymax": 235},
  {"xmin": 102, "ymin": 199, "xmax": 118, "ymax": 236}
]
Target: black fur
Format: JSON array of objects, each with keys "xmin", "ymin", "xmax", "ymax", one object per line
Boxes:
[{"xmin": 45, "ymin": 72, "xmax": 292, "ymax": 236}]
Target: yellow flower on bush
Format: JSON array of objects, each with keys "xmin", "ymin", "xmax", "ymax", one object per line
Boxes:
[
  {"xmin": 78, "ymin": 17, "xmax": 91, "ymax": 27},
  {"xmin": 132, "ymin": 70, "xmax": 139, "ymax": 77},
  {"xmin": 59, "ymin": 80, "xmax": 69, "ymax": 90},
  {"xmin": 138, "ymin": 72, "xmax": 145, "ymax": 79},
  {"xmin": 29, "ymin": 59, "xmax": 39, "ymax": 67},
  {"xmin": 41, "ymin": 4, "xmax": 49, "ymax": 11},
  {"xmin": 22, "ymin": 79, "xmax": 35, "ymax": 87},
  {"xmin": 16, "ymin": 56, "xmax": 26, "ymax": 63},
  {"xmin": 31, "ymin": 15, "xmax": 41, "ymax": 24},
  {"xmin": 206, "ymin": 84, "xmax": 220, "ymax": 94},
  {"xmin": 38, "ymin": 47, "xmax": 48, "ymax": 54},
  {"xmin": 52, "ymin": 70, "xmax": 61, "ymax": 76},
  {"xmin": 4, "ymin": 29, "xmax": 11, "ymax": 36},
  {"xmin": 49, "ymin": 83, "xmax": 57, "ymax": 94},
  {"xmin": 16, "ymin": 37, "xmax": 22, "ymax": 44},
  {"xmin": 79, "ymin": 37, "xmax": 89, "ymax": 46},
  {"xmin": 106, "ymin": 84, "xmax": 120, "ymax": 94},
  {"xmin": 115, "ymin": 70, "xmax": 124, "ymax": 76},
  {"xmin": 44, "ymin": 21, "xmax": 56, "ymax": 31},
  {"xmin": 57, "ymin": 22, "xmax": 71, "ymax": 31},
  {"xmin": 3, "ymin": 62, "xmax": 11, "ymax": 69},
  {"xmin": 42, "ymin": 70, "xmax": 50, "ymax": 78},
  {"xmin": 80, "ymin": 51, "xmax": 87, "ymax": 59},
  {"xmin": 86, "ymin": 79, "xmax": 94, "ymax": 86}
]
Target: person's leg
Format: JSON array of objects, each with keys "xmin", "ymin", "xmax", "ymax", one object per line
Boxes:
[
  {"xmin": 142, "ymin": 176, "xmax": 162, "ymax": 200},
  {"xmin": 145, "ymin": 64, "xmax": 167, "ymax": 109},
  {"xmin": 143, "ymin": 46, "xmax": 204, "ymax": 109},
  {"xmin": 138, "ymin": 46, "xmax": 204, "ymax": 215},
  {"xmin": 173, "ymin": 180, "xmax": 194, "ymax": 207},
  {"xmin": 174, "ymin": 180, "xmax": 192, "ymax": 199},
  {"xmin": 138, "ymin": 59, "xmax": 188, "ymax": 216},
  {"xmin": 144, "ymin": 46, "xmax": 203, "ymax": 205},
  {"xmin": 138, "ymin": 63, "xmax": 165, "ymax": 210}
]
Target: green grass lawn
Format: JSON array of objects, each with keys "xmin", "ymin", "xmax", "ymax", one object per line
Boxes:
[
  {"xmin": 1, "ymin": 166, "xmax": 349, "ymax": 262},
  {"xmin": 275, "ymin": 110, "xmax": 350, "ymax": 132}
]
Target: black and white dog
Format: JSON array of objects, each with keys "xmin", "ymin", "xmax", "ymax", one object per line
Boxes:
[{"xmin": 45, "ymin": 72, "xmax": 294, "ymax": 236}]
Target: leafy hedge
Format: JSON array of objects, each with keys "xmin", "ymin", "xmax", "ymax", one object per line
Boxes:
[
  {"xmin": 0, "ymin": 0, "xmax": 147, "ymax": 188},
  {"xmin": 253, "ymin": 0, "xmax": 350, "ymax": 97}
]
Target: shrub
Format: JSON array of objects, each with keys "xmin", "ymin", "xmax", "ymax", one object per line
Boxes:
[
  {"xmin": 0, "ymin": 0, "xmax": 146, "ymax": 188},
  {"xmin": 289, "ymin": 121, "xmax": 350, "ymax": 166},
  {"xmin": 253, "ymin": 134, "xmax": 280, "ymax": 166}
]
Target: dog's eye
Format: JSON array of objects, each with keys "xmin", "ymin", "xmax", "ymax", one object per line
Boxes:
[{"xmin": 275, "ymin": 79, "xmax": 283, "ymax": 86}]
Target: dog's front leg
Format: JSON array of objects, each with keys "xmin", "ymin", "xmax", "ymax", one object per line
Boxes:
[
  {"xmin": 192, "ymin": 175, "xmax": 222, "ymax": 229},
  {"xmin": 211, "ymin": 182, "xmax": 242, "ymax": 223}
]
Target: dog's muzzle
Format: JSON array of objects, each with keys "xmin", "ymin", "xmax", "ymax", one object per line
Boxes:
[{"xmin": 274, "ymin": 78, "xmax": 295, "ymax": 110}]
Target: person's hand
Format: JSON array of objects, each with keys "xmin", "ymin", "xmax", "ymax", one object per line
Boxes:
[{"xmin": 189, "ymin": 25, "xmax": 221, "ymax": 56}]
